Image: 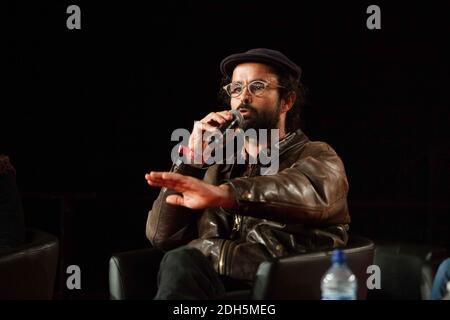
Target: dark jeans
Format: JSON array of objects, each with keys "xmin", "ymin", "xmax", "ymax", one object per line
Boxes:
[
  {"xmin": 154, "ymin": 246, "xmax": 226, "ymax": 300},
  {"xmin": 431, "ymin": 258, "xmax": 450, "ymax": 300},
  {"xmin": 154, "ymin": 246, "xmax": 253, "ymax": 300}
]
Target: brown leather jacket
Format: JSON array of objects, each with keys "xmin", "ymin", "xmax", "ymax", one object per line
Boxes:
[{"xmin": 146, "ymin": 130, "xmax": 350, "ymax": 281}]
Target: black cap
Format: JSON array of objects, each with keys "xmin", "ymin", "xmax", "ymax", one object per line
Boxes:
[{"xmin": 220, "ymin": 48, "xmax": 302, "ymax": 81}]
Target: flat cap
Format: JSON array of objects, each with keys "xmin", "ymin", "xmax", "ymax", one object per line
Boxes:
[{"xmin": 220, "ymin": 48, "xmax": 302, "ymax": 81}]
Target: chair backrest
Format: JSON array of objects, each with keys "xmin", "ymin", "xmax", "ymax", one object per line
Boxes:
[
  {"xmin": 0, "ymin": 228, "xmax": 59, "ymax": 300},
  {"xmin": 367, "ymin": 242, "xmax": 448, "ymax": 300},
  {"xmin": 252, "ymin": 235, "xmax": 375, "ymax": 300}
]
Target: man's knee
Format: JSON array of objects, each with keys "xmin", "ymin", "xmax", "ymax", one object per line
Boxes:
[
  {"xmin": 438, "ymin": 258, "xmax": 450, "ymax": 277},
  {"xmin": 160, "ymin": 246, "xmax": 205, "ymax": 268}
]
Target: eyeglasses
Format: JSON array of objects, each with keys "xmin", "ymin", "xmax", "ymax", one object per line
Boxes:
[{"xmin": 223, "ymin": 80, "xmax": 285, "ymax": 98}]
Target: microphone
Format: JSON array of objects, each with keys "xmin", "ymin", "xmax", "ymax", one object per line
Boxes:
[
  {"xmin": 207, "ymin": 109, "xmax": 243, "ymax": 146},
  {"xmin": 176, "ymin": 110, "xmax": 244, "ymax": 166},
  {"xmin": 215, "ymin": 109, "xmax": 244, "ymax": 133}
]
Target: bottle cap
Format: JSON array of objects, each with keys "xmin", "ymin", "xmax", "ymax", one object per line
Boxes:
[{"xmin": 331, "ymin": 249, "xmax": 346, "ymax": 264}]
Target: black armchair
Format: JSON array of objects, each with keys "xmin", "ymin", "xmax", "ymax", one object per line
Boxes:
[
  {"xmin": 109, "ymin": 235, "xmax": 375, "ymax": 300},
  {"xmin": 367, "ymin": 241, "xmax": 448, "ymax": 300},
  {"xmin": 0, "ymin": 228, "xmax": 59, "ymax": 300}
]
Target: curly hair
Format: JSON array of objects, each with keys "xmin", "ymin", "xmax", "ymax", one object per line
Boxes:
[
  {"xmin": 218, "ymin": 65, "xmax": 307, "ymax": 133},
  {"xmin": 0, "ymin": 154, "xmax": 16, "ymax": 176}
]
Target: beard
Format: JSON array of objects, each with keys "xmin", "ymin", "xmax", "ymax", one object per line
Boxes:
[{"xmin": 238, "ymin": 101, "xmax": 281, "ymax": 131}]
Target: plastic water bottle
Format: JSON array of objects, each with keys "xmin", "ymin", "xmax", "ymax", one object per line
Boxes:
[{"xmin": 321, "ymin": 249, "xmax": 357, "ymax": 300}]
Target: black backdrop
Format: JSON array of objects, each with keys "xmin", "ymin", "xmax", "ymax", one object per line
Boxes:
[{"xmin": 3, "ymin": 1, "xmax": 449, "ymax": 298}]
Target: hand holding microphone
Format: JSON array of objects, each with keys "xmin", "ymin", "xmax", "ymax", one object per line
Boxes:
[{"xmin": 186, "ymin": 109, "xmax": 243, "ymax": 164}]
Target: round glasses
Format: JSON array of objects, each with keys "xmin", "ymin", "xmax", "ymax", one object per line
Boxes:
[{"xmin": 223, "ymin": 80, "xmax": 285, "ymax": 98}]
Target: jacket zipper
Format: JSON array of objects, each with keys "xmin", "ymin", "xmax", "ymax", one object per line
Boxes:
[
  {"xmin": 231, "ymin": 163, "xmax": 256, "ymax": 235},
  {"xmin": 218, "ymin": 239, "xmax": 230, "ymax": 275}
]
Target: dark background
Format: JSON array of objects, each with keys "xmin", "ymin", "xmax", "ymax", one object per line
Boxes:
[{"xmin": 3, "ymin": 1, "xmax": 449, "ymax": 298}]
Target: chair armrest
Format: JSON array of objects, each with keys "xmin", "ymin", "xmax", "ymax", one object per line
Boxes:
[
  {"xmin": 252, "ymin": 252, "xmax": 332, "ymax": 300},
  {"xmin": 109, "ymin": 247, "xmax": 164, "ymax": 300},
  {"xmin": 252, "ymin": 236, "xmax": 375, "ymax": 300},
  {"xmin": 0, "ymin": 228, "xmax": 59, "ymax": 300}
]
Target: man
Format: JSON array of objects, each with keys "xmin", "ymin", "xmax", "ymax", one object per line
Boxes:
[{"xmin": 144, "ymin": 48, "xmax": 350, "ymax": 299}]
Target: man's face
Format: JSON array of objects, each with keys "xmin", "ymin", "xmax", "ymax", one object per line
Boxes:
[{"xmin": 230, "ymin": 63, "xmax": 282, "ymax": 131}]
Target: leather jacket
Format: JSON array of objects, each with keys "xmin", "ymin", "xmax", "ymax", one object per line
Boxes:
[{"xmin": 146, "ymin": 129, "xmax": 350, "ymax": 281}]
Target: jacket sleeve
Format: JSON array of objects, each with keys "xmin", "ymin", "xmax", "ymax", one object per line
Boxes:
[
  {"xmin": 145, "ymin": 163, "xmax": 209, "ymax": 250},
  {"xmin": 225, "ymin": 141, "xmax": 350, "ymax": 225}
]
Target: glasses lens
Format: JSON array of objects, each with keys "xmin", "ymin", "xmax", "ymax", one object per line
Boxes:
[
  {"xmin": 228, "ymin": 83, "xmax": 243, "ymax": 97},
  {"xmin": 249, "ymin": 81, "xmax": 267, "ymax": 96}
]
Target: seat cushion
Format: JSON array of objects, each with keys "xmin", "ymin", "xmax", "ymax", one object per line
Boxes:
[{"xmin": 0, "ymin": 229, "xmax": 59, "ymax": 299}]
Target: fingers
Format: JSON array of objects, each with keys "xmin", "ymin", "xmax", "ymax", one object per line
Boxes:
[
  {"xmin": 201, "ymin": 112, "xmax": 232, "ymax": 126},
  {"xmin": 193, "ymin": 121, "xmax": 217, "ymax": 133},
  {"xmin": 146, "ymin": 171, "xmax": 181, "ymax": 180},
  {"xmin": 190, "ymin": 122, "xmax": 218, "ymax": 150},
  {"xmin": 188, "ymin": 111, "xmax": 233, "ymax": 153},
  {"xmin": 166, "ymin": 194, "xmax": 185, "ymax": 206},
  {"xmin": 189, "ymin": 121, "xmax": 222, "ymax": 153},
  {"xmin": 217, "ymin": 110, "xmax": 233, "ymax": 121},
  {"xmin": 147, "ymin": 178, "xmax": 178, "ymax": 190},
  {"xmin": 145, "ymin": 172, "xmax": 190, "ymax": 191},
  {"xmin": 144, "ymin": 173, "xmax": 187, "ymax": 206}
]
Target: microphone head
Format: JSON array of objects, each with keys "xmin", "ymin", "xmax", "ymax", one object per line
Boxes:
[
  {"xmin": 208, "ymin": 109, "xmax": 244, "ymax": 148},
  {"xmin": 229, "ymin": 109, "xmax": 244, "ymax": 129}
]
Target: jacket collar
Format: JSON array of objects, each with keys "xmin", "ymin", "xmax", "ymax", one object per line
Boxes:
[{"xmin": 277, "ymin": 129, "xmax": 310, "ymax": 156}]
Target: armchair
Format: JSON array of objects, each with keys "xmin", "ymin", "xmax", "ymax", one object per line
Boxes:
[
  {"xmin": 109, "ymin": 235, "xmax": 375, "ymax": 300},
  {"xmin": 0, "ymin": 228, "xmax": 59, "ymax": 300}
]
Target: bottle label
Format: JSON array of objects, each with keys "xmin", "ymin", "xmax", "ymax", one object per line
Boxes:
[{"xmin": 321, "ymin": 293, "xmax": 356, "ymax": 300}]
